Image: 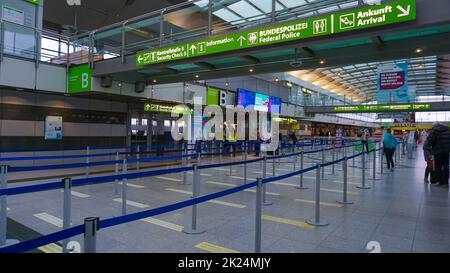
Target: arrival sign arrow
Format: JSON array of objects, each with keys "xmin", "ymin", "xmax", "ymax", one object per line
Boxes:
[{"xmin": 136, "ymin": 0, "xmax": 416, "ymax": 66}]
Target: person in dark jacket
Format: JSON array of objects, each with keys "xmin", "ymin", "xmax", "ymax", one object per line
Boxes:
[{"xmin": 424, "ymin": 122, "xmax": 450, "ymax": 187}]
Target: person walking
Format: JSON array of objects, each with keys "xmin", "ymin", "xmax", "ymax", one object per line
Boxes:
[
  {"xmin": 383, "ymin": 129, "xmax": 398, "ymax": 172},
  {"xmin": 361, "ymin": 128, "xmax": 370, "ymax": 153},
  {"xmin": 424, "ymin": 122, "xmax": 450, "ymax": 188}
]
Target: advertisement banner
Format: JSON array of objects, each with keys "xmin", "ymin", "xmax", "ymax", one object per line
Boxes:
[
  {"xmin": 377, "ymin": 63, "xmax": 409, "ymax": 103},
  {"xmin": 45, "ymin": 116, "xmax": 63, "ymax": 140}
]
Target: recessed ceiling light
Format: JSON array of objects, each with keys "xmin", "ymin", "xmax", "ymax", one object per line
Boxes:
[
  {"xmin": 415, "ymin": 48, "xmax": 423, "ymax": 54},
  {"xmin": 152, "ymin": 79, "xmax": 157, "ymax": 83},
  {"xmin": 319, "ymin": 60, "xmax": 325, "ymax": 65},
  {"xmin": 249, "ymin": 68, "xmax": 254, "ymax": 73},
  {"xmin": 418, "ymin": 63, "xmax": 425, "ymax": 68},
  {"xmin": 195, "ymin": 74, "xmax": 199, "ymax": 78}
]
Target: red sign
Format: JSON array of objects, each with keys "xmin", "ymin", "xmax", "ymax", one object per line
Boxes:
[{"xmin": 379, "ymin": 71, "xmax": 405, "ymax": 90}]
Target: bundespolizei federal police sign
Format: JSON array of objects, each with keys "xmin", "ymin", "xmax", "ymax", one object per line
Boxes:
[{"xmin": 136, "ymin": 0, "xmax": 416, "ymax": 66}]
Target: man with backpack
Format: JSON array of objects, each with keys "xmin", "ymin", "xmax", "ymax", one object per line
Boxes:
[{"xmin": 424, "ymin": 122, "xmax": 450, "ymax": 188}]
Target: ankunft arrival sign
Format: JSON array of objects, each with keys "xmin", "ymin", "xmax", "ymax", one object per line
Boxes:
[{"xmin": 136, "ymin": 0, "xmax": 416, "ymax": 66}]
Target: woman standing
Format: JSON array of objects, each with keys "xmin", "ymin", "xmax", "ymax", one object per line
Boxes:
[{"xmin": 383, "ymin": 129, "xmax": 398, "ymax": 172}]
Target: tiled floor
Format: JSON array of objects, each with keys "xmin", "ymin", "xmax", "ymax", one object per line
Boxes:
[{"xmin": 4, "ymin": 145, "xmax": 450, "ymax": 253}]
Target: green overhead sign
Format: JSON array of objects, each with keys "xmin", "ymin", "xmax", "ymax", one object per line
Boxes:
[
  {"xmin": 25, "ymin": 0, "xmax": 40, "ymax": 5},
  {"xmin": 333, "ymin": 104, "xmax": 431, "ymax": 113},
  {"xmin": 68, "ymin": 65, "xmax": 92, "ymax": 94},
  {"xmin": 136, "ymin": 0, "xmax": 416, "ymax": 66},
  {"xmin": 144, "ymin": 103, "xmax": 193, "ymax": 114}
]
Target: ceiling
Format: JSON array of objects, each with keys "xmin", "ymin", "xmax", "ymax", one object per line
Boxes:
[
  {"xmin": 289, "ymin": 55, "xmax": 450, "ymax": 102},
  {"xmin": 43, "ymin": 0, "xmax": 185, "ymax": 34}
]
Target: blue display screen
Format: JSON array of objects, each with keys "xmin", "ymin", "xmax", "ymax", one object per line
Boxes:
[
  {"xmin": 269, "ymin": 97, "xmax": 282, "ymax": 114},
  {"xmin": 237, "ymin": 88, "xmax": 255, "ymax": 110},
  {"xmin": 237, "ymin": 88, "xmax": 282, "ymax": 114}
]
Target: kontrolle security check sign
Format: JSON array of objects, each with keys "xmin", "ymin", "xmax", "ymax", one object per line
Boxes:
[{"xmin": 136, "ymin": 0, "xmax": 416, "ymax": 66}]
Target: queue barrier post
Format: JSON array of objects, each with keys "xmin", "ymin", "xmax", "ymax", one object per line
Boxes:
[
  {"xmin": 262, "ymin": 156, "xmax": 272, "ymax": 206},
  {"xmin": 181, "ymin": 143, "xmax": 189, "ymax": 185},
  {"xmin": 357, "ymin": 152, "xmax": 371, "ymax": 190},
  {"xmin": 296, "ymin": 151, "xmax": 308, "ymax": 190},
  {"xmin": 369, "ymin": 148, "xmax": 380, "ymax": 181},
  {"xmin": 121, "ymin": 159, "xmax": 128, "ymax": 215},
  {"xmin": 85, "ymin": 146, "xmax": 90, "ymax": 178},
  {"xmin": 244, "ymin": 141, "xmax": 248, "ymax": 184},
  {"xmin": 352, "ymin": 144, "xmax": 356, "ymax": 168},
  {"xmin": 0, "ymin": 165, "xmax": 19, "ymax": 248},
  {"xmin": 136, "ymin": 145, "xmax": 140, "ymax": 171},
  {"xmin": 114, "ymin": 152, "xmax": 119, "ymax": 195},
  {"xmin": 83, "ymin": 217, "xmax": 99, "ymax": 253},
  {"xmin": 62, "ymin": 177, "xmax": 72, "ymax": 253},
  {"xmin": 255, "ymin": 178, "xmax": 263, "ymax": 253},
  {"xmin": 306, "ymin": 165, "xmax": 329, "ymax": 227},
  {"xmin": 331, "ymin": 148, "xmax": 336, "ymax": 176},
  {"xmin": 321, "ymin": 149, "xmax": 327, "ymax": 180},
  {"xmin": 229, "ymin": 145, "xmax": 233, "ymax": 176},
  {"xmin": 183, "ymin": 164, "xmax": 206, "ymax": 235},
  {"xmin": 337, "ymin": 158, "xmax": 353, "ymax": 205}
]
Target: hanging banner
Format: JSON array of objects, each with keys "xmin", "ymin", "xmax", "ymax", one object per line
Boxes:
[
  {"xmin": 45, "ymin": 116, "xmax": 63, "ymax": 140},
  {"xmin": 377, "ymin": 63, "xmax": 409, "ymax": 103}
]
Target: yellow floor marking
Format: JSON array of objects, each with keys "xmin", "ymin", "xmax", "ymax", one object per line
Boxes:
[
  {"xmin": 165, "ymin": 188, "xmax": 246, "ymax": 208},
  {"xmin": 229, "ymin": 176, "xmax": 245, "ymax": 180},
  {"xmin": 156, "ymin": 176, "xmax": 182, "ymax": 182},
  {"xmin": 321, "ymin": 188, "xmax": 359, "ymax": 195},
  {"xmin": 33, "ymin": 213, "xmax": 63, "ymax": 228},
  {"xmin": 38, "ymin": 243, "xmax": 62, "ymax": 253},
  {"xmin": 295, "ymin": 199, "xmax": 343, "ymax": 208},
  {"xmin": 195, "ymin": 242, "xmax": 240, "ymax": 253},
  {"xmin": 332, "ymin": 181, "xmax": 360, "ymax": 186},
  {"xmin": 141, "ymin": 217, "xmax": 183, "ymax": 232},
  {"xmin": 187, "ymin": 171, "xmax": 212, "ymax": 177},
  {"xmin": 206, "ymin": 181, "xmax": 279, "ymax": 196},
  {"xmin": 113, "ymin": 198, "xmax": 149, "ymax": 208},
  {"xmin": 262, "ymin": 214, "xmax": 314, "ymax": 229},
  {"xmin": 208, "ymin": 200, "xmax": 246, "ymax": 208},
  {"xmin": 118, "ymin": 182, "xmax": 145, "ymax": 189},
  {"xmin": 213, "ymin": 168, "xmax": 230, "ymax": 171},
  {"xmin": 272, "ymin": 182, "xmax": 298, "ymax": 187},
  {"xmin": 276, "ymin": 168, "xmax": 292, "ymax": 172}
]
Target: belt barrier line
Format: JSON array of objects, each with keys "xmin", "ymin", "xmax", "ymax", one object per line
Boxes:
[
  {"xmin": 0, "ymin": 147, "xmax": 375, "ymax": 253},
  {"xmin": 0, "ymin": 181, "xmax": 258, "ymax": 253},
  {"xmin": 0, "ymin": 141, "xmax": 338, "ymax": 162},
  {"xmin": 0, "ymin": 166, "xmax": 192, "ymax": 197},
  {"xmin": 0, "ymin": 146, "xmax": 370, "ymax": 197}
]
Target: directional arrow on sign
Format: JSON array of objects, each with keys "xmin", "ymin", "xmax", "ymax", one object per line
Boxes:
[
  {"xmin": 190, "ymin": 45, "xmax": 197, "ymax": 55},
  {"xmin": 397, "ymin": 5, "xmax": 411, "ymax": 17},
  {"xmin": 137, "ymin": 55, "xmax": 144, "ymax": 64},
  {"xmin": 238, "ymin": 36, "xmax": 246, "ymax": 47}
]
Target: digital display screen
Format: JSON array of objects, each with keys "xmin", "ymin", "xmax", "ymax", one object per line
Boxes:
[
  {"xmin": 269, "ymin": 96, "xmax": 282, "ymax": 114},
  {"xmin": 237, "ymin": 88, "xmax": 255, "ymax": 110},
  {"xmin": 237, "ymin": 88, "xmax": 282, "ymax": 113},
  {"xmin": 254, "ymin": 93, "xmax": 270, "ymax": 112}
]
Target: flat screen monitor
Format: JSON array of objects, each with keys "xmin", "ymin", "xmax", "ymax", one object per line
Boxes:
[
  {"xmin": 269, "ymin": 96, "xmax": 282, "ymax": 114},
  {"xmin": 237, "ymin": 88, "xmax": 255, "ymax": 110},
  {"xmin": 254, "ymin": 93, "xmax": 271, "ymax": 112}
]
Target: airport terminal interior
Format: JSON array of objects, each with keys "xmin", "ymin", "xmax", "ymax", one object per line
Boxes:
[{"xmin": 0, "ymin": 0, "xmax": 450, "ymax": 254}]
